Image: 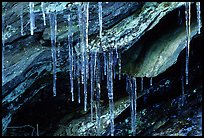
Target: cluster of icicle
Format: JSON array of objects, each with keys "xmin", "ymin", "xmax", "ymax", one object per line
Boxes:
[
  {"xmin": 1, "ymin": 2, "xmax": 202, "ymax": 136},
  {"xmin": 182, "ymin": 2, "xmax": 201, "ymax": 106}
]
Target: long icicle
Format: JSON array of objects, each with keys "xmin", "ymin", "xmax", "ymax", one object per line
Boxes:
[
  {"xmin": 196, "ymin": 2, "xmax": 202, "ymax": 34},
  {"xmin": 185, "ymin": 2, "xmax": 191, "ymax": 86},
  {"xmin": 108, "ymin": 51, "xmax": 115, "ymax": 136},
  {"xmin": 41, "ymin": 2, "xmax": 46, "ymax": 26},
  {"xmin": 49, "ymin": 12, "xmax": 57, "ymax": 96},
  {"xmin": 129, "ymin": 77, "xmax": 134, "ymax": 136},
  {"xmin": 2, "ymin": 15, "xmax": 5, "ymax": 85},
  {"xmin": 83, "ymin": 2, "xmax": 89, "ymax": 112},
  {"xmin": 96, "ymin": 55, "xmax": 101, "ymax": 136},
  {"xmin": 77, "ymin": 55, "xmax": 81, "ymax": 103},
  {"xmin": 113, "ymin": 52, "xmax": 116, "ymax": 80},
  {"xmin": 68, "ymin": 14, "xmax": 74, "ymax": 101},
  {"xmin": 86, "ymin": 2, "xmax": 90, "ymax": 81},
  {"xmin": 29, "ymin": 2, "xmax": 35, "ymax": 35},
  {"xmin": 94, "ymin": 2, "xmax": 103, "ymax": 135},
  {"xmin": 77, "ymin": 4, "xmax": 85, "ymax": 85},
  {"xmin": 90, "ymin": 52, "xmax": 94, "ymax": 121},
  {"xmin": 132, "ymin": 77, "xmax": 137, "ymax": 136}
]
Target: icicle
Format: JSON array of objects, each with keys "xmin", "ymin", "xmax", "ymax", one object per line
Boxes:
[
  {"xmin": 77, "ymin": 77, "xmax": 81, "ymax": 103},
  {"xmin": 71, "ymin": 42, "xmax": 74, "ymax": 101},
  {"xmin": 36, "ymin": 124, "xmax": 39, "ymax": 136},
  {"xmin": 108, "ymin": 51, "xmax": 115, "ymax": 136},
  {"xmin": 109, "ymin": 98, "xmax": 115, "ymax": 136},
  {"xmin": 113, "ymin": 52, "xmax": 116, "ymax": 80},
  {"xmin": 69, "ymin": 50, "xmax": 74, "ymax": 101},
  {"xmin": 94, "ymin": 2, "xmax": 103, "ymax": 132},
  {"xmin": 90, "ymin": 53, "xmax": 94, "ymax": 121},
  {"xmin": 77, "ymin": 4, "xmax": 85, "ymax": 85},
  {"xmin": 128, "ymin": 76, "xmax": 137, "ymax": 136},
  {"xmin": 41, "ymin": 2, "xmax": 46, "ymax": 26},
  {"xmin": 57, "ymin": 42, "xmax": 61, "ymax": 67},
  {"xmin": 178, "ymin": 9, "xmax": 182, "ymax": 26},
  {"xmin": 77, "ymin": 55, "xmax": 81, "ymax": 103},
  {"xmin": 2, "ymin": 15, "xmax": 5, "ymax": 85},
  {"xmin": 185, "ymin": 2, "xmax": 191, "ymax": 85},
  {"xmin": 29, "ymin": 2, "xmax": 35, "ymax": 35},
  {"xmin": 68, "ymin": 14, "xmax": 74, "ymax": 101},
  {"xmin": 84, "ymin": 78, "xmax": 87, "ymax": 112},
  {"xmin": 125, "ymin": 75, "xmax": 129, "ymax": 94},
  {"xmin": 86, "ymin": 58, "xmax": 89, "ymax": 80},
  {"xmin": 103, "ymin": 52, "xmax": 107, "ymax": 76},
  {"xmin": 116, "ymin": 43, "xmax": 119, "ymax": 59},
  {"xmin": 49, "ymin": 12, "xmax": 57, "ymax": 96},
  {"xmin": 141, "ymin": 77, "xmax": 143, "ymax": 91},
  {"xmin": 57, "ymin": 42, "xmax": 60, "ymax": 59},
  {"xmin": 106, "ymin": 52, "xmax": 109, "ymax": 90},
  {"xmin": 196, "ymin": 2, "xmax": 202, "ymax": 34},
  {"xmin": 76, "ymin": 54, "xmax": 81, "ymax": 78},
  {"xmin": 129, "ymin": 77, "xmax": 134, "ymax": 136},
  {"xmin": 94, "ymin": 51, "xmax": 98, "ymax": 82},
  {"xmin": 181, "ymin": 74, "xmax": 185, "ymax": 106},
  {"xmin": 96, "ymin": 60, "xmax": 101, "ymax": 136},
  {"xmin": 132, "ymin": 77, "xmax": 137, "ymax": 136},
  {"xmin": 98, "ymin": 2, "xmax": 103, "ymax": 39},
  {"xmin": 118, "ymin": 53, "xmax": 121, "ymax": 80},
  {"xmin": 101, "ymin": 58, "xmax": 104, "ymax": 81},
  {"xmin": 77, "ymin": 5, "xmax": 89, "ymax": 109},
  {"xmin": 98, "ymin": 56, "xmax": 102, "ymax": 83},
  {"xmin": 150, "ymin": 77, "xmax": 153, "ymax": 86},
  {"xmin": 20, "ymin": 5, "xmax": 24, "ymax": 36},
  {"xmin": 86, "ymin": 2, "xmax": 90, "ymax": 81},
  {"xmin": 83, "ymin": 2, "xmax": 89, "ymax": 112},
  {"xmin": 73, "ymin": 52, "xmax": 77, "ymax": 79}
]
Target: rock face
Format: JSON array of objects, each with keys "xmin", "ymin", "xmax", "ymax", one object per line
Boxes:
[{"xmin": 2, "ymin": 2, "xmax": 200, "ymax": 135}]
